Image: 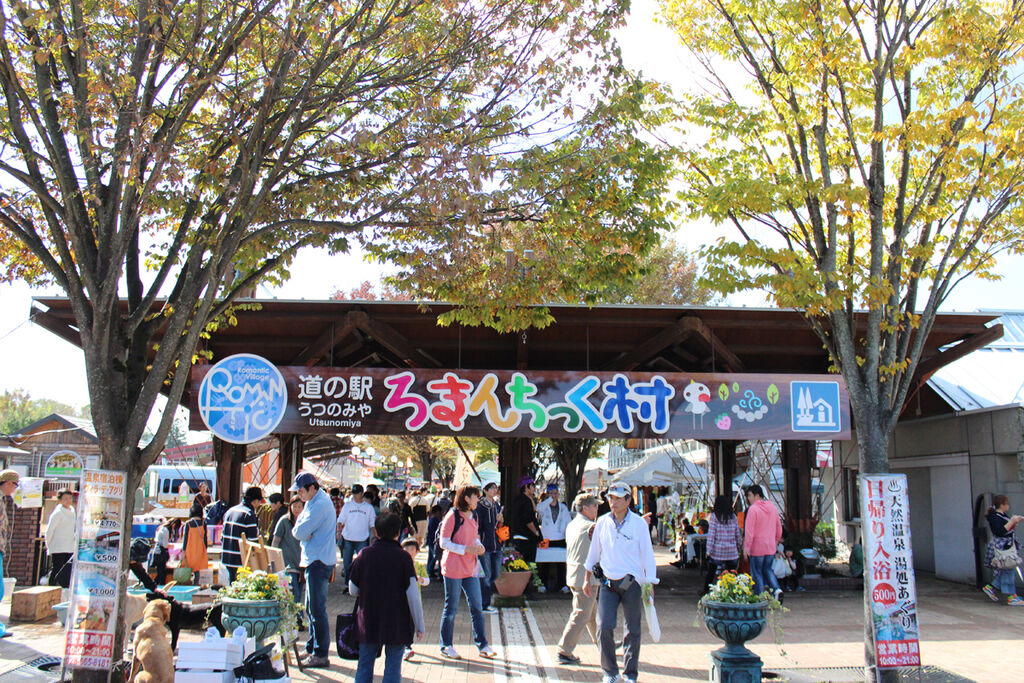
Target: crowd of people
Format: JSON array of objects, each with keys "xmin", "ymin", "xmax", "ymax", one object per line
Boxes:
[{"xmin": 135, "ymin": 472, "xmax": 1024, "ymax": 681}]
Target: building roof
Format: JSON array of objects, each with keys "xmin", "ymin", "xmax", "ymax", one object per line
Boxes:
[
  {"xmin": 17, "ymin": 413, "xmax": 97, "ymax": 442},
  {"xmin": 927, "ymin": 312, "xmax": 1024, "ymax": 411}
]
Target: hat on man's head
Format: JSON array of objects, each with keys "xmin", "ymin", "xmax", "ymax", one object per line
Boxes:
[
  {"xmin": 606, "ymin": 483, "xmax": 630, "ymax": 498},
  {"xmin": 546, "ymin": 483, "xmax": 559, "ymax": 493},
  {"xmin": 518, "ymin": 476, "xmax": 535, "ymax": 489},
  {"xmin": 482, "ymin": 481, "xmax": 498, "ymax": 492},
  {"xmin": 288, "ymin": 471, "xmax": 318, "ymax": 492},
  {"xmin": 0, "ymin": 470, "xmax": 19, "ymax": 484}
]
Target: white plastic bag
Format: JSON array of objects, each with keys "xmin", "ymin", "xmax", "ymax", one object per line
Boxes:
[
  {"xmin": 644, "ymin": 602, "xmax": 661, "ymax": 642},
  {"xmin": 641, "ymin": 584, "xmax": 661, "ymax": 642}
]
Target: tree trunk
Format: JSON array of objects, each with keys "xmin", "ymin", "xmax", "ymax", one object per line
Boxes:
[
  {"xmin": 854, "ymin": 405, "xmax": 900, "ymax": 683},
  {"xmin": 552, "ymin": 439, "xmax": 595, "ymax": 507},
  {"xmin": 417, "ymin": 453, "xmax": 434, "ymax": 486}
]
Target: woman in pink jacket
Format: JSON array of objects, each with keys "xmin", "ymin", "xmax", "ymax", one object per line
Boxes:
[{"xmin": 743, "ymin": 485, "xmax": 783, "ymax": 601}]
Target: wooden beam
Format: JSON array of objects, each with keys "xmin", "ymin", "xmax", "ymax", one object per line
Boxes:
[
  {"xmin": 682, "ymin": 317, "xmax": 746, "ymax": 372},
  {"xmin": 354, "ymin": 311, "xmax": 440, "ymax": 368},
  {"xmin": 914, "ymin": 324, "xmax": 1003, "ymax": 382},
  {"xmin": 601, "ymin": 316, "xmax": 699, "ymax": 371},
  {"xmin": 291, "ymin": 311, "xmax": 360, "ymax": 366},
  {"xmin": 31, "ymin": 307, "xmax": 82, "ymax": 347}
]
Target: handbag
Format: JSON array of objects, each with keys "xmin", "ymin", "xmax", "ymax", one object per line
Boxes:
[
  {"xmin": 991, "ymin": 540, "xmax": 1022, "ymax": 569},
  {"xmin": 233, "ymin": 643, "xmax": 280, "ymax": 681},
  {"xmin": 335, "ymin": 610, "xmax": 360, "ymax": 661}
]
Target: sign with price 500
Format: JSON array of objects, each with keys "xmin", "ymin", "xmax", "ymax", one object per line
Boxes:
[{"xmin": 64, "ymin": 469, "xmax": 127, "ymax": 672}]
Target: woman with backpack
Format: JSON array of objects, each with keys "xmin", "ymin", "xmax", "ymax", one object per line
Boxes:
[
  {"xmin": 982, "ymin": 494, "xmax": 1024, "ymax": 606},
  {"xmin": 438, "ymin": 485, "xmax": 496, "ymax": 660}
]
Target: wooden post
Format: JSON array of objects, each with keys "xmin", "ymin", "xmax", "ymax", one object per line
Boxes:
[
  {"xmin": 782, "ymin": 440, "xmax": 815, "ymax": 533},
  {"xmin": 214, "ymin": 438, "xmax": 245, "ymax": 504}
]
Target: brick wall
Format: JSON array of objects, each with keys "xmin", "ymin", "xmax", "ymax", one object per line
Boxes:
[{"xmin": 7, "ymin": 507, "xmax": 42, "ymax": 586}]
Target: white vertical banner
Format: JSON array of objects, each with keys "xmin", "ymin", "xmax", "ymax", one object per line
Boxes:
[
  {"xmin": 64, "ymin": 469, "xmax": 127, "ymax": 671},
  {"xmin": 860, "ymin": 473, "xmax": 921, "ymax": 669}
]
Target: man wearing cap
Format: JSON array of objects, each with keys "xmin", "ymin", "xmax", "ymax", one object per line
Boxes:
[
  {"xmin": 221, "ymin": 486, "xmax": 265, "ymax": 584},
  {"xmin": 510, "ymin": 476, "xmax": 541, "ymax": 565},
  {"xmin": 537, "ymin": 483, "xmax": 571, "ymax": 593},
  {"xmin": 291, "ymin": 471, "xmax": 337, "ymax": 668},
  {"xmin": 337, "ymin": 483, "xmax": 375, "ymax": 591},
  {"xmin": 556, "ymin": 493, "xmax": 600, "ymax": 665},
  {"xmin": 584, "ymin": 483, "xmax": 658, "ymax": 683},
  {"xmin": 0, "ymin": 470, "xmax": 18, "ymax": 603}
]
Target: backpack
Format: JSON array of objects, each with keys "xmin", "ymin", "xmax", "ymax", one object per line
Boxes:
[
  {"xmin": 205, "ymin": 500, "xmax": 228, "ymax": 526},
  {"xmin": 433, "ymin": 510, "xmax": 465, "ymax": 558}
]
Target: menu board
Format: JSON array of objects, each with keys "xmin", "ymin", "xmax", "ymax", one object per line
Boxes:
[
  {"xmin": 64, "ymin": 469, "xmax": 126, "ymax": 671},
  {"xmin": 860, "ymin": 473, "xmax": 921, "ymax": 669}
]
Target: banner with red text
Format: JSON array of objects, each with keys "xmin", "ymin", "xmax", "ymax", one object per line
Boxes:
[
  {"xmin": 64, "ymin": 469, "xmax": 126, "ymax": 670},
  {"xmin": 860, "ymin": 473, "xmax": 921, "ymax": 669}
]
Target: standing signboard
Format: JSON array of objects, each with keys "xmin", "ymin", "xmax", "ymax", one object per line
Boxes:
[
  {"xmin": 64, "ymin": 469, "xmax": 127, "ymax": 671},
  {"xmin": 13, "ymin": 477, "xmax": 43, "ymax": 508},
  {"xmin": 860, "ymin": 473, "xmax": 921, "ymax": 669}
]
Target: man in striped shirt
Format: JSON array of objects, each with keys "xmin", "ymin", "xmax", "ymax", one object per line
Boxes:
[{"xmin": 221, "ymin": 487, "xmax": 265, "ymax": 583}]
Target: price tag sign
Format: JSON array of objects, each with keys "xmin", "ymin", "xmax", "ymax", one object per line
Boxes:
[{"xmin": 64, "ymin": 469, "xmax": 127, "ymax": 671}]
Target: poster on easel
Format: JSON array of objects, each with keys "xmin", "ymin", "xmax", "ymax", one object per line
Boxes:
[{"xmin": 64, "ymin": 469, "xmax": 126, "ymax": 671}]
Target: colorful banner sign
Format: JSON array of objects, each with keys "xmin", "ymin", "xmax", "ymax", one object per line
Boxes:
[
  {"xmin": 191, "ymin": 358, "xmax": 851, "ymax": 440},
  {"xmin": 860, "ymin": 473, "xmax": 921, "ymax": 669},
  {"xmin": 44, "ymin": 449, "xmax": 84, "ymax": 478},
  {"xmin": 64, "ymin": 469, "xmax": 126, "ymax": 671}
]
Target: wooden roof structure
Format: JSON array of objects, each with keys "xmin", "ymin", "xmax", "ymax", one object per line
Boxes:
[{"xmin": 31, "ymin": 297, "xmax": 1001, "ymax": 416}]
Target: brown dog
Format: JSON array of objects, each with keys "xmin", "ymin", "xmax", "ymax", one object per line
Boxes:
[{"xmin": 129, "ymin": 599, "xmax": 174, "ymax": 683}]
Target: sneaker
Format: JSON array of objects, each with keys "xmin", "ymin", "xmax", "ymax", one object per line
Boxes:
[
  {"xmin": 795, "ymin": 586, "xmax": 806, "ymax": 592},
  {"xmin": 1008, "ymin": 596, "xmax": 1024, "ymax": 606},
  {"xmin": 479, "ymin": 645, "xmax": 497, "ymax": 659},
  {"xmin": 440, "ymin": 646, "xmax": 461, "ymax": 660},
  {"xmin": 301, "ymin": 655, "xmax": 330, "ymax": 668},
  {"xmin": 482, "ymin": 606, "xmax": 499, "ymax": 614},
  {"xmin": 557, "ymin": 652, "xmax": 581, "ymax": 664},
  {"xmin": 404, "ymin": 648, "xmax": 415, "ymax": 661},
  {"xmin": 602, "ymin": 675, "xmax": 620, "ymax": 683},
  {"xmin": 774, "ymin": 589, "xmax": 784, "ymax": 604},
  {"xmin": 623, "ymin": 678, "xmax": 638, "ymax": 683},
  {"xmin": 538, "ymin": 586, "xmax": 547, "ymax": 593},
  {"xmin": 983, "ymin": 584, "xmax": 1000, "ymax": 602},
  {"xmin": 560, "ymin": 586, "xmax": 570, "ymax": 594}
]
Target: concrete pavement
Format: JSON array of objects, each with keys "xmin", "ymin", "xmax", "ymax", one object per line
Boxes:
[{"xmin": 0, "ymin": 548, "xmax": 1019, "ymax": 682}]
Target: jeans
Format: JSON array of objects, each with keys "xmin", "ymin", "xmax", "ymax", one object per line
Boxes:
[
  {"xmin": 480, "ymin": 550, "xmax": 502, "ymax": 608},
  {"xmin": 993, "ymin": 568, "xmax": 1017, "ymax": 595},
  {"xmin": 426, "ymin": 543, "xmax": 438, "ymax": 578},
  {"xmin": 288, "ymin": 571, "xmax": 305, "ymax": 622},
  {"xmin": 355, "ymin": 642, "xmax": 404, "ymax": 683},
  {"xmin": 440, "ymin": 576, "xmax": 489, "ymax": 649},
  {"xmin": 748, "ymin": 554, "xmax": 781, "ymax": 596},
  {"xmin": 342, "ymin": 538, "xmax": 368, "ymax": 583},
  {"xmin": 597, "ymin": 579, "xmax": 642, "ymax": 679},
  {"xmin": 0, "ymin": 552, "xmax": 4, "ymax": 601},
  {"xmin": 304, "ymin": 561, "xmax": 333, "ymax": 657}
]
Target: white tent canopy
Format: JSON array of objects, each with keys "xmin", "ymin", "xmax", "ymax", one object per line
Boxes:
[{"xmin": 610, "ymin": 449, "xmax": 707, "ymax": 487}]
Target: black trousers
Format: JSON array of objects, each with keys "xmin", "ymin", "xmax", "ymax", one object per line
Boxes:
[
  {"xmin": 538, "ymin": 540, "xmax": 568, "ymax": 591},
  {"xmin": 703, "ymin": 558, "xmax": 738, "ymax": 595},
  {"xmin": 49, "ymin": 553, "xmax": 72, "ymax": 588}
]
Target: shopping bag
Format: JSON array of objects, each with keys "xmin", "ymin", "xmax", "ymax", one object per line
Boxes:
[{"xmin": 641, "ymin": 584, "xmax": 661, "ymax": 642}]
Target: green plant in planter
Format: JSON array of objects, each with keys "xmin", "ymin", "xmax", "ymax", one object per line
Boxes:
[
  {"xmin": 696, "ymin": 571, "xmax": 786, "ymax": 652},
  {"xmin": 219, "ymin": 568, "xmax": 301, "ymax": 645},
  {"xmin": 813, "ymin": 520, "xmax": 838, "ymax": 561}
]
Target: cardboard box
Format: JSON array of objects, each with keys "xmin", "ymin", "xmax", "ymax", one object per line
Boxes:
[
  {"xmin": 173, "ymin": 671, "xmax": 235, "ymax": 683},
  {"xmin": 11, "ymin": 586, "xmax": 62, "ymax": 622},
  {"xmin": 176, "ymin": 638, "xmax": 244, "ymax": 671}
]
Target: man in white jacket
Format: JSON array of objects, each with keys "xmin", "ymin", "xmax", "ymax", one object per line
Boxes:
[
  {"xmin": 45, "ymin": 490, "xmax": 77, "ymax": 588},
  {"xmin": 537, "ymin": 484, "xmax": 571, "ymax": 593}
]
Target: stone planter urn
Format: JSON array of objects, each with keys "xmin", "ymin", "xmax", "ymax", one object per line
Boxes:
[
  {"xmin": 701, "ymin": 600, "xmax": 768, "ymax": 681},
  {"xmin": 220, "ymin": 598, "xmax": 282, "ymax": 642},
  {"xmin": 494, "ymin": 570, "xmax": 532, "ymax": 597}
]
